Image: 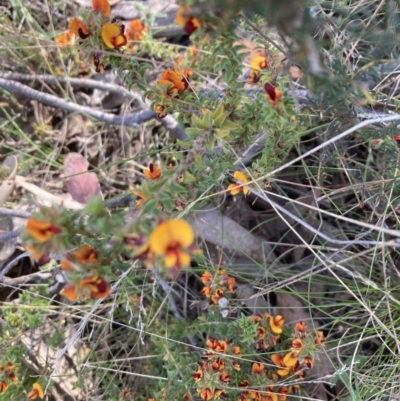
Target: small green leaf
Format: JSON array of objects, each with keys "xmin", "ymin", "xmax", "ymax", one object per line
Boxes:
[
  {"xmin": 186, "ymin": 127, "xmax": 202, "ymax": 137},
  {"xmin": 206, "ymin": 136, "xmax": 215, "ymax": 151},
  {"xmin": 192, "ymin": 115, "xmax": 209, "ymax": 129},
  {"xmin": 176, "ymin": 139, "xmax": 192, "ymax": 149},
  {"xmin": 221, "ymin": 120, "xmax": 243, "ymax": 132},
  {"xmin": 215, "ymin": 128, "xmax": 231, "ymax": 138}
]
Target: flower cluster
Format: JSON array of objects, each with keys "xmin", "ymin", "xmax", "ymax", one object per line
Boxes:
[
  {"xmin": 192, "ymin": 338, "xmax": 241, "ymax": 400},
  {"xmin": 246, "ymin": 55, "xmax": 283, "ymax": 105},
  {"xmin": 250, "ymin": 313, "xmax": 285, "ymax": 351},
  {"xmin": 0, "ymin": 362, "xmax": 18, "ymax": 393},
  {"xmin": 25, "ymin": 217, "xmax": 62, "ymax": 265},
  {"xmin": 57, "ymin": 0, "xmax": 147, "ymax": 71},
  {"xmin": 61, "ymin": 244, "xmax": 111, "ymax": 302},
  {"xmin": 200, "ymin": 270, "xmax": 235, "ymax": 305},
  {"xmin": 185, "ymin": 313, "xmax": 326, "ymax": 401},
  {"xmin": 271, "ymin": 321, "xmax": 325, "ymax": 378},
  {"xmin": 24, "ymin": 214, "xmax": 111, "ymax": 302}
]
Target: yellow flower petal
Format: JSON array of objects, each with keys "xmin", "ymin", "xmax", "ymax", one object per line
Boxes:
[
  {"xmin": 233, "ymin": 170, "xmax": 248, "ymax": 183},
  {"xmin": 227, "ymin": 183, "xmax": 240, "ymax": 195},
  {"xmin": 149, "ymin": 219, "xmax": 194, "ymax": 256},
  {"xmin": 101, "ymin": 23, "xmax": 127, "ymax": 48}
]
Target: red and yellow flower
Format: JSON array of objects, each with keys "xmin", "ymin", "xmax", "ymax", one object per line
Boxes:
[
  {"xmin": 252, "ymin": 362, "xmax": 264, "ymax": 374},
  {"xmin": 270, "ymin": 354, "xmax": 290, "ymax": 377},
  {"xmin": 132, "ymin": 190, "xmax": 147, "ymax": 208},
  {"xmin": 197, "ymin": 388, "xmax": 212, "ymax": 401},
  {"xmin": 228, "ymin": 171, "xmax": 249, "ymax": 195},
  {"xmin": 157, "ymin": 67, "xmax": 191, "ymax": 96},
  {"xmin": 101, "ymin": 22, "xmax": 127, "ymax": 49},
  {"xmin": 247, "ymin": 55, "xmax": 268, "ymax": 84},
  {"xmin": 56, "ymin": 30, "xmax": 74, "ymax": 47},
  {"xmin": 61, "ymin": 276, "xmax": 110, "ymax": 301},
  {"xmin": 26, "ymin": 219, "xmax": 61, "ymax": 243},
  {"xmin": 154, "ymin": 104, "xmax": 167, "ymax": 118},
  {"xmin": 175, "ymin": 6, "xmax": 201, "ymax": 35},
  {"xmin": 27, "ymin": 383, "xmax": 44, "ymax": 399},
  {"xmin": 143, "ymin": 163, "xmax": 162, "ymax": 180},
  {"xmin": 264, "ymin": 83, "xmax": 283, "ymax": 105},
  {"xmin": 0, "ymin": 381, "xmax": 8, "ymax": 393},
  {"xmin": 69, "ymin": 17, "xmax": 90, "ymax": 39},
  {"xmin": 148, "ymin": 219, "xmax": 194, "ymax": 269},
  {"xmin": 268, "ymin": 314, "xmax": 284, "ymax": 334},
  {"xmin": 126, "ymin": 19, "xmax": 147, "ymax": 41}
]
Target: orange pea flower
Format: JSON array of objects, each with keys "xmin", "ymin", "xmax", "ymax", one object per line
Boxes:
[
  {"xmin": 102, "ymin": 22, "xmax": 127, "ymax": 48},
  {"xmin": 8, "ymin": 372, "xmax": 17, "ymax": 383},
  {"xmin": 197, "ymin": 388, "xmax": 212, "ymax": 401},
  {"xmin": 78, "ymin": 276, "xmax": 111, "ymax": 299},
  {"xmin": 191, "ymin": 368, "xmax": 203, "ymax": 382},
  {"xmin": 225, "ymin": 276, "xmax": 235, "ymax": 292},
  {"xmin": 271, "ymin": 354, "xmax": 290, "ymax": 377},
  {"xmin": 200, "ymin": 286, "xmax": 211, "ymax": 297},
  {"xmin": 247, "ymin": 56, "xmax": 268, "ymax": 84},
  {"xmin": 126, "ymin": 19, "xmax": 147, "ymax": 41},
  {"xmin": 201, "ymin": 271, "xmax": 212, "ymax": 283},
  {"xmin": 212, "ymin": 358, "xmax": 225, "ymax": 371},
  {"xmin": 61, "ymin": 276, "xmax": 110, "ymax": 301},
  {"xmin": 61, "ymin": 285, "xmax": 79, "ymax": 301},
  {"xmin": 175, "ymin": 6, "xmax": 201, "ymax": 35},
  {"xmin": 258, "ymin": 326, "xmax": 266, "ymax": 339},
  {"xmin": 27, "ymin": 383, "xmax": 44, "ymax": 399},
  {"xmin": 394, "ymin": 134, "xmax": 400, "ymax": 141},
  {"xmin": 148, "ymin": 219, "xmax": 194, "ymax": 269},
  {"xmin": 264, "ymin": 83, "xmax": 283, "ymax": 105},
  {"xmin": 92, "ymin": 0, "xmax": 111, "ymax": 18},
  {"xmin": 278, "ymin": 386, "xmax": 289, "ymax": 401},
  {"xmin": 56, "ymin": 30, "xmax": 73, "ymax": 47},
  {"xmin": 211, "ymin": 288, "xmax": 224, "ymax": 304},
  {"xmin": 295, "ymin": 321, "xmax": 306, "ymax": 332},
  {"xmin": 154, "ymin": 104, "xmax": 167, "ymax": 118},
  {"xmin": 75, "ymin": 244, "xmax": 98, "ymax": 264},
  {"xmin": 26, "ymin": 219, "xmax": 61, "ymax": 243},
  {"xmin": 265, "ymin": 387, "xmax": 278, "ymax": 401},
  {"xmin": 219, "ymin": 371, "xmax": 230, "ymax": 383},
  {"xmin": 69, "ymin": 17, "xmax": 90, "ymax": 39},
  {"xmin": 214, "ymin": 340, "xmax": 227, "ymax": 353},
  {"xmin": 157, "ymin": 67, "xmax": 190, "ymax": 96},
  {"xmin": 252, "ymin": 362, "xmax": 264, "ymax": 374},
  {"xmin": 0, "ymin": 381, "xmax": 8, "ymax": 393},
  {"xmin": 268, "ymin": 314, "xmax": 284, "ymax": 334},
  {"xmin": 132, "ymin": 190, "xmax": 147, "ymax": 208},
  {"xmin": 303, "ymin": 356, "xmax": 314, "ymax": 368},
  {"xmin": 26, "ymin": 245, "xmax": 50, "ymax": 266},
  {"xmin": 283, "ymin": 352, "xmax": 298, "ymax": 368},
  {"xmin": 290, "ymin": 338, "xmax": 303, "ymax": 353},
  {"xmin": 315, "ymin": 330, "xmax": 325, "ymax": 345},
  {"xmin": 228, "ymin": 171, "xmax": 249, "ymax": 195},
  {"xmin": 232, "ymin": 361, "xmax": 241, "ymax": 371},
  {"xmin": 143, "ymin": 163, "xmax": 162, "ymax": 180}
]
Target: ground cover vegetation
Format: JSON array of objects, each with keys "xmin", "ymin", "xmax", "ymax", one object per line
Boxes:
[{"xmin": 1, "ymin": 0, "xmax": 400, "ymax": 400}]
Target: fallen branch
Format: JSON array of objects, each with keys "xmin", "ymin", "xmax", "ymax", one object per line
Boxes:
[{"xmin": 0, "ymin": 75, "xmax": 187, "ymax": 140}]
